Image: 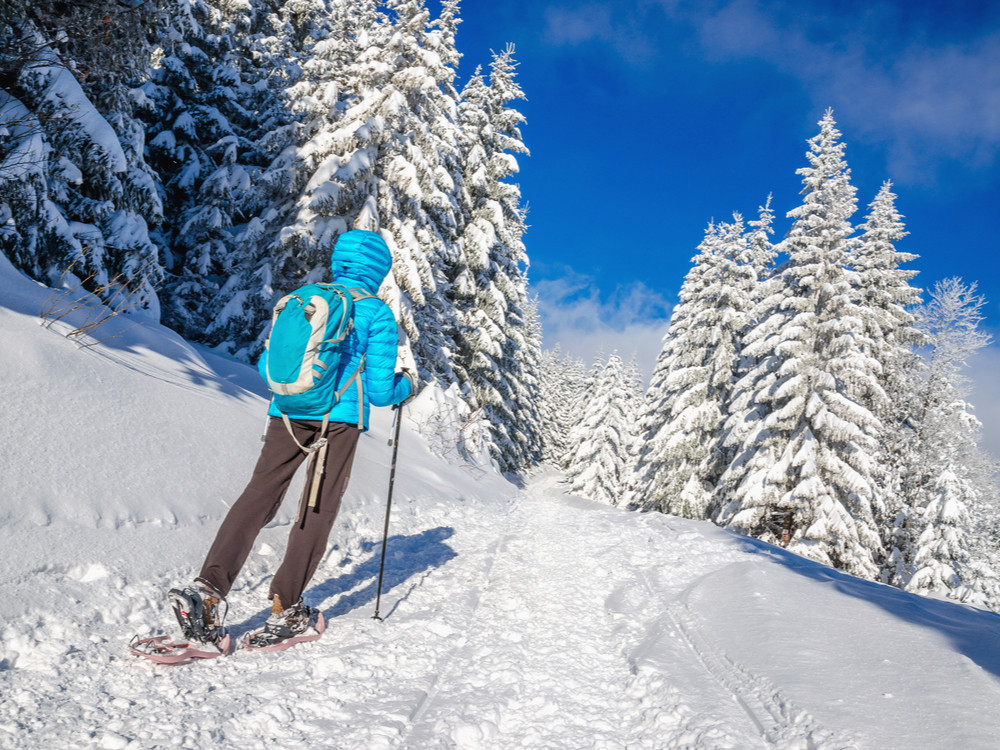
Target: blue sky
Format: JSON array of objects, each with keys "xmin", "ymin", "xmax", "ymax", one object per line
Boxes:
[{"xmin": 437, "ymin": 0, "xmax": 1000, "ymax": 457}]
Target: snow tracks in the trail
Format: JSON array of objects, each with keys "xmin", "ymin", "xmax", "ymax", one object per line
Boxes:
[
  {"xmin": 606, "ymin": 519, "xmax": 856, "ymax": 750},
  {"xmin": 414, "ymin": 477, "xmax": 858, "ymax": 750},
  {"xmin": 369, "ymin": 472, "xmax": 858, "ymax": 749},
  {"xmin": 400, "ymin": 491, "xmax": 648, "ymax": 748}
]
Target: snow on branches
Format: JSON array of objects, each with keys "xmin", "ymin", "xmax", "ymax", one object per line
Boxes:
[{"xmin": 611, "ymin": 112, "xmax": 998, "ymax": 606}]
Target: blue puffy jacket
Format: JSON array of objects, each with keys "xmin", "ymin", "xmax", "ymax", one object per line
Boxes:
[{"xmin": 257, "ymin": 230, "xmax": 412, "ymax": 430}]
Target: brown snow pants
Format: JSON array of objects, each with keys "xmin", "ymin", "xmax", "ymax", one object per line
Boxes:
[{"xmin": 198, "ymin": 417, "xmax": 360, "ymax": 609}]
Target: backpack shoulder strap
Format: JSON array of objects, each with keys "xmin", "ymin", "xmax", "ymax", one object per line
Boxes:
[
  {"xmin": 348, "ymin": 288, "xmax": 378, "ymax": 303},
  {"xmin": 340, "ymin": 288, "xmax": 375, "ymax": 429}
]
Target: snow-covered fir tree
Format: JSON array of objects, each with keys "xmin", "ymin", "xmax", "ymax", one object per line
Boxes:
[
  {"xmin": 909, "ymin": 468, "xmax": 979, "ymax": 602},
  {"xmin": 540, "ymin": 351, "xmax": 589, "ymax": 469},
  {"xmin": 354, "ymin": 0, "xmax": 465, "ymax": 386},
  {"xmin": 963, "ymin": 462, "xmax": 1000, "ymax": 608},
  {"xmin": 267, "ymin": 0, "xmax": 383, "ymax": 267},
  {"xmin": 847, "ymin": 181, "xmax": 924, "ymax": 576},
  {"xmin": 565, "ymin": 352, "xmax": 638, "ymax": 506},
  {"xmin": 1, "ymin": 5, "xmax": 164, "ymax": 318},
  {"xmin": 198, "ymin": 0, "xmax": 363, "ymax": 357},
  {"xmin": 454, "ymin": 45, "xmax": 538, "ymax": 473},
  {"xmin": 695, "ymin": 199, "xmax": 776, "ymax": 520},
  {"xmin": 715, "ymin": 111, "xmax": 885, "ymax": 579},
  {"xmin": 623, "ymin": 352, "xmax": 644, "ymax": 460},
  {"xmin": 201, "ymin": 0, "xmax": 378, "ymax": 357},
  {"xmin": 538, "ymin": 346, "xmax": 566, "ymax": 465},
  {"xmin": 184, "ymin": 0, "xmax": 471, "ymax": 387},
  {"xmin": 562, "ymin": 355, "xmax": 591, "ymax": 469},
  {"xmin": 746, "ymin": 194, "xmax": 776, "ymax": 280},
  {"xmin": 141, "ymin": 0, "xmax": 270, "ymax": 340},
  {"xmin": 889, "ymin": 278, "xmax": 994, "ymax": 601},
  {"xmin": 850, "ymin": 181, "xmax": 922, "ymax": 379},
  {"xmin": 517, "ymin": 295, "xmax": 544, "ymax": 467},
  {"xmin": 561, "ymin": 350, "xmax": 606, "ymax": 471},
  {"xmin": 629, "ymin": 217, "xmax": 755, "ymax": 519}
]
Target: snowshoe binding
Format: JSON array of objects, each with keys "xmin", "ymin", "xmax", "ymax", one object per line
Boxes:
[
  {"xmin": 169, "ymin": 581, "xmax": 229, "ymax": 643},
  {"xmin": 129, "ymin": 581, "xmax": 232, "ymax": 664},
  {"xmin": 242, "ymin": 596, "xmax": 325, "ymax": 652}
]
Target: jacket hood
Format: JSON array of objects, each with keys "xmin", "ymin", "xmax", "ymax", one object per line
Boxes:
[{"xmin": 330, "ymin": 229, "xmax": 393, "ymax": 292}]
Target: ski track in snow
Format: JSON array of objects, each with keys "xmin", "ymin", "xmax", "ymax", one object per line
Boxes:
[
  {"xmin": 608, "ymin": 524, "xmax": 855, "ymax": 750},
  {"xmin": 0, "ymin": 467, "xmax": 862, "ymax": 750}
]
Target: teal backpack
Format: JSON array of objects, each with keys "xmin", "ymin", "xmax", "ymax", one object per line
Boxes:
[{"xmin": 263, "ymin": 283, "xmax": 374, "ymax": 423}]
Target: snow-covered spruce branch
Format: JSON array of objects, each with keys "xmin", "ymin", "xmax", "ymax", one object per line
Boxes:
[
  {"xmin": 1, "ymin": 1, "xmax": 161, "ymax": 83},
  {"xmin": 0, "ymin": 99, "xmax": 45, "ymax": 181}
]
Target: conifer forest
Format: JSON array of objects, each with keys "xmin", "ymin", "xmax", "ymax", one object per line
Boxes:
[{"xmin": 2, "ymin": 1, "xmax": 998, "ymax": 609}]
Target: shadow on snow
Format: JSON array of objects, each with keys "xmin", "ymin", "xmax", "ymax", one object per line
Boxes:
[
  {"xmin": 730, "ymin": 530, "xmax": 1000, "ymax": 681},
  {"xmin": 231, "ymin": 526, "xmax": 457, "ymax": 635}
]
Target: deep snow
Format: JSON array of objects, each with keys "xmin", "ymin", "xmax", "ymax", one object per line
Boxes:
[{"xmin": 3, "ymin": 255, "xmax": 1000, "ymax": 749}]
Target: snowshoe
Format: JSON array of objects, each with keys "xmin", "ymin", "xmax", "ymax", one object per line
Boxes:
[
  {"xmin": 129, "ymin": 581, "xmax": 232, "ymax": 664},
  {"xmin": 128, "ymin": 632, "xmax": 232, "ymax": 664},
  {"xmin": 241, "ymin": 597, "xmax": 325, "ymax": 652}
]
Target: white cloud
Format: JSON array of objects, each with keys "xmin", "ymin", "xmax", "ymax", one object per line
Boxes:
[
  {"xmin": 542, "ymin": 2, "xmax": 657, "ymax": 64},
  {"xmin": 542, "ymin": 0, "xmax": 1000, "ymax": 183},
  {"xmin": 691, "ymin": 0, "xmax": 1000, "ymax": 183},
  {"xmin": 544, "ymin": 4, "xmax": 615, "ymax": 45},
  {"xmin": 532, "ymin": 270, "xmax": 673, "ymax": 382}
]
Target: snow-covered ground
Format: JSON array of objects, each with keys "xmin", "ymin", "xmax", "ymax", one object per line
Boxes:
[{"xmin": 3, "ymin": 255, "xmax": 1000, "ymax": 750}]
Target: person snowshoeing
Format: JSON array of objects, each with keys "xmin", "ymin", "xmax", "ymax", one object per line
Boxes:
[{"xmin": 170, "ymin": 229, "xmax": 414, "ymax": 651}]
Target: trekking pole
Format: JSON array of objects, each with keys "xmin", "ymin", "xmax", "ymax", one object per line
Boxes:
[{"xmin": 372, "ymin": 404, "xmax": 403, "ymax": 621}]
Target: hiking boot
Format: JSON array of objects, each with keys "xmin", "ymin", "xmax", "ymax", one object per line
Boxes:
[
  {"xmin": 245, "ymin": 596, "xmax": 321, "ymax": 649},
  {"xmin": 168, "ymin": 580, "xmax": 228, "ymax": 644}
]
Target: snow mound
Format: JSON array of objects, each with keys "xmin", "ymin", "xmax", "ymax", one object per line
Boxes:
[{"xmin": 0, "ymin": 252, "xmax": 266, "ymax": 531}]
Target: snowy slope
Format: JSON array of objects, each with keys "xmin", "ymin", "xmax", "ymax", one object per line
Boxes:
[{"xmin": 3, "ymin": 256, "xmax": 1000, "ymax": 750}]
